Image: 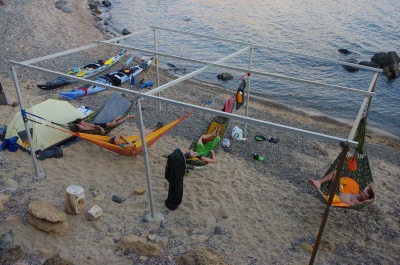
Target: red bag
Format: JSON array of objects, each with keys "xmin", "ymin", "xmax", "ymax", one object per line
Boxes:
[{"xmin": 347, "ymin": 155, "xmax": 357, "ymax": 172}]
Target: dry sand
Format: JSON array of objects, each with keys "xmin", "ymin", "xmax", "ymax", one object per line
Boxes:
[{"xmin": 1, "ymin": 1, "xmax": 400, "ymax": 264}]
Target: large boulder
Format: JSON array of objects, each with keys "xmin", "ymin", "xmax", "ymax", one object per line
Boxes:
[{"xmin": 371, "ymin": 51, "xmax": 399, "ymax": 77}]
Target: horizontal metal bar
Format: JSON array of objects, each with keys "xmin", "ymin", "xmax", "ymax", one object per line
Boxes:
[
  {"xmin": 147, "ymin": 47, "xmax": 251, "ymax": 95},
  {"xmin": 9, "ymin": 61, "xmax": 359, "ymax": 147},
  {"xmin": 151, "ymin": 26, "xmax": 382, "ymax": 73},
  {"xmin": 20, "ymin": 42, "xmax": 101, "ymax": 65},
  {"xmin": 100, "ymin": 42, "xmax": 375, "ymax": 97}
]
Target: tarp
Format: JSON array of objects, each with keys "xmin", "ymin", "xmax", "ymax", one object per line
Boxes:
[{"xmin": 5, "ymin": 99, "xmax": 84, "ymax": 151}]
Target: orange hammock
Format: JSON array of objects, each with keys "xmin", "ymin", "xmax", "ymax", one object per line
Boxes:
[{"xmin": 46, "ymin": 111, "xmax": 193, "ymax": 156}]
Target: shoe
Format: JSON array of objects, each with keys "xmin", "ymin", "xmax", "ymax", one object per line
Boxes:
[
  {"xmin": 255, "ymin": 134, "xmax": 267, "ymax": 141},
  {"xmin": 268, "ymin": 136, "xmax": 280, "ymax": 143},
  {"xmin": 155, "ymin": 122, "xmax": 164, "ymax": 130}
]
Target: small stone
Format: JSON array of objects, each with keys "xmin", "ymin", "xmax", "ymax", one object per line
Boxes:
[
  {"xmin": 147, "ymin": 234, "xmax": 156, "ymax": 241},
  {"xmin": 61, "ymin": 6, "xmax": 73, "ymax": 13},
  {"xmin": 122, "ymin": 28, "xmax": 131, "ymax": 35},
  {"xmin": 94, "ymin": 194, "xmax": 105, "ymax": 201},
  {"xmin": 134, "ymin": 187, "xmax": 145, "ymax": 195},
  {"xmin": 3, "ymin": 179, "xmax": 18, "ymax": 191},
  {"xmin": 89, "ymin": 185, "xmax": 96, "ymax": 191},
  {"xmin": 112, "ymin": 195, "xmax": 124, "ymax": 203},
  {"xmin": 11, "ymin": 101, "xmax": 19, "ymax": 108},
  {"xmin": 139, "ymin": 256, "xmax": 147, "ymax": 261}
]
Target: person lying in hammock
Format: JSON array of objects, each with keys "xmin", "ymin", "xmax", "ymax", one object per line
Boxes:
[
  {"xmin": 109, "ymin": 122, "xmax": 164, "ymax": 148},
  {"xmin": 73, "ymin": 115, "xmax": 136, "ymax": 135},
  {"xmin": 308, "ymin": 170, "xmax": 376, "ymax": 206},
  {"xmin": 109, "ymin": 134, "xmax": 135, "ymax": 148},
  {"xmin": 182, "ymin": 126, "xmax": 222, "ymax": 164}
]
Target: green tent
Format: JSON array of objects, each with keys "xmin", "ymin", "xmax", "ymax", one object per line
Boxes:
[{"xmin": 5, "ymin": 99, "xmax": 84, "ymax": 151}]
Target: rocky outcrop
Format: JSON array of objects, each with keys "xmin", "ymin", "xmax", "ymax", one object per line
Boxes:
[
  {"xmin": 217, "ymin": 72, "xmax": 233, "ymax": 81},
  {"xmin": 371, "ymin": 51, "xmax": 399, "ymax": 78},
  {"xmin": 28, "ymin": 201, "xmax": 69, "ymax": 236}
]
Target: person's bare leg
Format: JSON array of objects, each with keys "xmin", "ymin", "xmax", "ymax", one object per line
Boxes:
[
  {"xmin": 308, "ymin": 170, "xmax": 337, "ymax": 189},
  {"xmin": 197, "ymin": 127, "xmax": 220, "ymax": 145},
  {"xmin": 216, "ymin": 126, "xmax": 222, "ymax": 137},
  {"xmin": 107, "ymin": 115, "xmax": 136, "ymax": 127}
]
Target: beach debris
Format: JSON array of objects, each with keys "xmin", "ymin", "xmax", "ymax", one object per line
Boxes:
[
  {"xmin": 231, "ymin": 126, "xmax": 247, "ymax": 141},
  {"xmin": 93, "ymin": 194, "xmax": 106, "ymax": 201},
  {"xmin": 55, "ymin": 0, "xmax": 68, "ymax": 10},
  {"xmin": 0, "ymin": 230, "xmax": 14, "ymax": 250},
  {"xmin": 112, "ymin": 194, "xmax": 124, "ymax": 203},
  {"xmin": 28, "ymin": 201, "xmax": 69, "ymax": 236},
  {"xmin": 0, "ymin": 230, "xmax": 27, "ymax": 264},
  {"xmin": 117, "ymin": 234, "xmax": 162, "ymax": 256},
  {"xmin": 0, "ymin": 194, "xmax": 10, "ymax": 212},
  {"xmin": 2, "ymin": 179, "xmax": 18, "ymax": 191},
  {"xmin": 321, "ymin": 240, "xmax": 335, "ymax": 252},
  {"xmin": 43, "ymin": 254, "xmax": 74, "ymax": 265},
  {"xmin": 299, "ymin": 242, "xmax": 314, "ymax": 254},
  {"xmin": 134, "ymin": 187, "xmax": 145, "ymax": 195},
  {"xmin": 122, "ymin": 28, "xmax": 131, "ymax": 35},
  {"xmin": 102, "ymin": 1, "xmax": 112, "ymax": 7},
  {"xmin": 86, "ymin": 205, "xmax": 103, "ymax": 221},
  {"xmin": 178, "ymin": 247, "xmax": 229, "ymax": 265},
  {"xmin": 147, "ymin": 234, "xmax": 156, "ymax": 241},
  {"xmin": 0, "ymin": 245, "xmax": 26, "ymax": 264},
  {"xmin": 167, "ymin": 63, "xmax": 176, "ymax": 69},
  {"xmin": 65, "ymin": 185, "xmax": 85, "ymax": 215},
  {"xmin": 217, "ymin": 72, "xmax": 233, "ymax": 81}
]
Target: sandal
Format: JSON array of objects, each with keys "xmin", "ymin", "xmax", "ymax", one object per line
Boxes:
[
  {"xmin": 255, "ymin": 134, "xmax": 267, "ymax": 141},
  {"xmin": 268, "ymin": 136, "xmax": 280, "ymax": 143}
]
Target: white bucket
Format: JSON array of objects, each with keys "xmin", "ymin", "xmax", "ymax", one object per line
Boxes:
[{"xmin": 66, "ymin": 185, "xmax": 85, "ymax": 215}]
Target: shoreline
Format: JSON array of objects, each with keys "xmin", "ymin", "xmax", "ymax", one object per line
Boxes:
[{"xmin": 1, "ymin": 1, "xmax": 400, "ymax": 264}]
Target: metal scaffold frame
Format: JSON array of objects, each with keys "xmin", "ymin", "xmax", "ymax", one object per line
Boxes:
[{"xmin": 9, "ymin": 26, "xmax": 381, "ymax": 264}]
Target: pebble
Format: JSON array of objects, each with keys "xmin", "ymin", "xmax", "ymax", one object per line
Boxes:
[{"xmin": 111, "ymin": 195, "xmax": 124, "ymax": 203}]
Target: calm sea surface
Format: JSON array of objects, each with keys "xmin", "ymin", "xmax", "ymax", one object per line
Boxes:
[{"xmin": 109, "ymin": 0, "xmax": 400, "ymax": 138}]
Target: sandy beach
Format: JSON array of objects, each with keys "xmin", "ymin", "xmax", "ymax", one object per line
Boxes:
[{"xmin": 1, "ymin": 1, "xmax": 400, "ymax": 264}]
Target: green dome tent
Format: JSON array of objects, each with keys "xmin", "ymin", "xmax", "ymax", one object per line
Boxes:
[{"xmin": 5, "ymin": 99, "xmax": 85, "ymax": 151}]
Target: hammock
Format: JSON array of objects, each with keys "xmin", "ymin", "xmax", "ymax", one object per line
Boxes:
[
  {"xmin": 56, "ymin": 111, "xmax": 192, "ymax": 156},
  {"xmin": 67, "ymin": 92, "xmax": 132, "ymax": 135},
  {"xmin": 186, "ymin": 94, "xmax": 236, "ymax": 167},
  {"xmin": 316, "ymin": 117, "xmax": 374, "ymax": 209}
]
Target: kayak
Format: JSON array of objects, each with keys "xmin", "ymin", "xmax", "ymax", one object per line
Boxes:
[
  {"xmin": 37, "ymin": 50, "xmax": 126, "ymax": 90},
  {"xmin": 59, "ymin": 58, "xmax": 153, "ymax": 100}
]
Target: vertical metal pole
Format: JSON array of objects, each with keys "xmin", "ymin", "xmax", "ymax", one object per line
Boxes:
[
  {"xmin": 309, "ymin": 144, "xmax": 349, "ymax": 265},
  {"xmin": 136, "ymin": 98, "xmax": 156, "ymax": 218},
  {"xmin": 10, "ymin": 65, "xmax": 41, "ymax": 178},
  {"xmin": 153, "ymin": 29, "xmax": 162, "ymax": 110},
  {"xmin": 244, "ymin": 47, "xmax": 253, "ymax": 136}
]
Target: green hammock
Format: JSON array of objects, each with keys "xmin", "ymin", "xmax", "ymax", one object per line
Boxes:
[
  {"xmin": 186, "ymin": 115, "xmax": 229, "ymax": 167},
  {"xmin": 318, "ymin": 153, "xmax": 374, "ymax": 209},
  {"xmin": 317, "ymin": 117, "xmax": 374, "ymax": 209}
]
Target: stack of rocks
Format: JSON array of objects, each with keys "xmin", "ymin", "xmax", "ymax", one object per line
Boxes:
[{"xmin": 27, "ymin": 201, "xmax": 69, "ymax": 236}]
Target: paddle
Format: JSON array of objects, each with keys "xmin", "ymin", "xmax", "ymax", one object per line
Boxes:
[
  {"xmin": 122, "ymin": 56, "xmax": 134, "ymax": 74},
  {"xmin": 125, "ymin": 56, "xmax": 133, "ymax": 67}
]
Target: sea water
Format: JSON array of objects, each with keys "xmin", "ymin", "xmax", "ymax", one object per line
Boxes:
[{"xmin": 108, "ymin": 0, "xmax": 400, "ymax": 138}]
